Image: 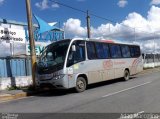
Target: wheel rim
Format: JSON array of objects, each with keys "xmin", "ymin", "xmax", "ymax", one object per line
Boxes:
[{"xmin": 77, "ymin": 80, "xmax": 85, "ymax": 90}]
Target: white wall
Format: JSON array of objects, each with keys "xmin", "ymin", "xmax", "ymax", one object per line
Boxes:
[
  {"xmin": 0, "ymin": 76, "xmax": 32, "ymax": 90},
  {"xmin": 143, "ymin": 62, "xmax": 160, "ymax": 68}
]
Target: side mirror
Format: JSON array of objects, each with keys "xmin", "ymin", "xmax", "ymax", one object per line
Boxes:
[
  {"xmin": 46, "ymin": 52, "xmax": 53, "ymax": 61},
  {"xmin": 72, "ymin": 45, "xmax": 76, "ymax": 52},
  {"xmin": 47, "ymin": 52, "xmax": 53, "ymax": 57}
]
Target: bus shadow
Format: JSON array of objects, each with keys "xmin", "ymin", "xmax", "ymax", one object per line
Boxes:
[
  {"xmin": 87, "ymin": 76, "xmax": 137, "ymax": 90},
  {"xmin": 35, "ymin": 88, "xmax": 76, "ymax": 97},
  {"xmin": 35, "ymin": 76, "xmax": 137, "ymax": 97}
]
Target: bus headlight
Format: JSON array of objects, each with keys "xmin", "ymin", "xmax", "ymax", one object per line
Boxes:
[{"xmin": 53, "ymin": 74, "xmax": 65, "ymax": 80}]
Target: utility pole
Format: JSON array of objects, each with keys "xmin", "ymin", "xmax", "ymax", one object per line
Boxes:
[
  {"xmin": 86, "ymin": 10, "xmax": 91, "ymax": 38},
  {"xmin": 25, "ymin": 0, "xmax": 36, "ymax": 87},
  {"xmin": 153, "ymin": 32, "xmax": 156, "ymax": 68}
]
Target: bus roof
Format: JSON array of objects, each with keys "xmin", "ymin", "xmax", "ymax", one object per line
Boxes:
[{"xmin": 52, "ymin": 38, "xmax": 140, "ymax": 47}]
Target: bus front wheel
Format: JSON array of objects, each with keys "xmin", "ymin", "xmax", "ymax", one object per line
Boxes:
[
  {"xmin": 123, "ymin": 70, "xmax": 130, "ymax": 81},
  {"xmin": 75, "ymin": 77, "xmax": 87, "ymax": 93}
]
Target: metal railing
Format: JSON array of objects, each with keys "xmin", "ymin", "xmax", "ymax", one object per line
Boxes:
[
  {"xmin": 0, "ymin": 56, "xmax": 31, "ymax": 78},
  {"xmin": 142, "ymin": 54, "xmax": 160, "ymax": 63}
]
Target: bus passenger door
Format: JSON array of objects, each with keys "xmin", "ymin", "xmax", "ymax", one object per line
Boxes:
[
  {"xmin": 66, "ymin": 40, "xmax": 86, "ymax": 88},
  {"xmin": 86, "ymin": 42, "xmax": 104, "ymax": 83}
]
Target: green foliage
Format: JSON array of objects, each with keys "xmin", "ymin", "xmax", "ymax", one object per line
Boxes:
[
  {"xmin": 7, "ymin": 86, "xmax": 21, "ymax": 91},
  {"xmin": 6, "ymin": 85, "xmax": 37, "ymax": 92}
]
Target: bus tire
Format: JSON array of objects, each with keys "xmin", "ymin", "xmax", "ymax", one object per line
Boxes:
[
  {"xmin": 123, "ymin": 69, "xmax": 130, "ymax": 81},
  {"xmin": 75, "ymin": 77, "xmax": 87, "ymax": 93}
]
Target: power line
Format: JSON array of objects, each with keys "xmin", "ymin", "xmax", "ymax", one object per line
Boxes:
[
  {"xmin": 49, "ymin": 0, "xmax": 116, "ymax": 23},
  {"xmin": 90, "ymin": 13, "xmax": 116, "ymax": 24},
  {"xmin": 49, "ymin": 0, "xmax": 158, "ymax": 35},
  {"xmin": 50, "ymin": 0, "xmax": 86, "ymax": 14}
]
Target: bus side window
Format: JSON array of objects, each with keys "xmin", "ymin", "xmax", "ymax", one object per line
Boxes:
[
  {"xmin": 87, "ymin": 42, "xmax": 97, "ymax": 59},
  {"xmin": 74, "ymin": 45, "xmax": 85, "ymax": 62},
  {"xmin": 130, "ymin": 47, "xmax": 134, "ymax": 57},
  {"xmin": 134, "ymin": 46, "xmax": 141, "ymax": 57},
  {"xmin": 67, "ymin": 41, "xmax": 85, "ymax": 67},
  {"xmin": 95, "ymin": 43, "xmax": 110, "ymax": 59},
  {"xmin": 95, "ymin": 43, "xmax": 104, "ymax": 59},
  {"xmin": 121, "ymin": 45, "xmax": 131, "ymax": 58},
  {"xmin": 102, "ymin": 44, "xmax": 110, "ymax": 58},
  {"xmin": 110, "ymin": 44, "xmax": 122, "ymax": 58},
  {"xmin": 130, "ymin": 46, "xmax": 140, "ymax": 57}
]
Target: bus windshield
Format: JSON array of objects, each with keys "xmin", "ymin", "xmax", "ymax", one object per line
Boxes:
[{"xmin": 38, "ymin": 40, "xmax": 70, "ymax": 70}]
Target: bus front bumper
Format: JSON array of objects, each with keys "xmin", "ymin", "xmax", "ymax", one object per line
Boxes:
[{"xmin": 36, "ymin": 74, "xmax": 68, "ymax": 89}]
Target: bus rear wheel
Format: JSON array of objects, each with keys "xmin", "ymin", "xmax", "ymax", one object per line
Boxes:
[
  {"xmin": 123, "ymin": 70, "xmax": 130, "ymax": 81},
  {"xmin": 75, "ymin": 77, "xmax": 86, "ymax": 93}
]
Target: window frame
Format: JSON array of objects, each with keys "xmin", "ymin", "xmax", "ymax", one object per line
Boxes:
[
  {"xmin": 121, "ymin": 45, "xmax": 131, "ymax": 58},
  {"xmin": 95, "ymin": 42, "xmax": 110, "ymax": 59},
  {"xmin": 109, "ymin": 44, "xmax": 122, "ymax": 59},
  {"xmin": 86, "ymin": 41, "xmax": 141, "ymax": 59},
  {"xmin": 129, "ymin": 45, "xmax": 141, "ymax": 58},
  {"xmin": 86, "ymin": 41, "xmax": 97, "ymax": 60},
  {"xmin": 66, "ymin": 40, "xmax": 86, "ymax": 67}
]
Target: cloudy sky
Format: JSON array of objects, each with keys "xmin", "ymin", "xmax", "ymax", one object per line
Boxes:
[{"xmin": 0, "ymin": 0, "xmax": 160, "ymax": 53}]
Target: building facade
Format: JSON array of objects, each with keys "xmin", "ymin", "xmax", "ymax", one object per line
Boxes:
[{"xmin": 0, "ymin": 18, "xmax": 64, "ymax": 89}]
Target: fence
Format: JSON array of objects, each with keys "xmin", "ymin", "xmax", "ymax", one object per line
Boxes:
[
  {"xmin": 0, "ymin": 56, "xmax": 31, "ymax": 78},
  {"xmin": 143, "ymin": 54, "xmax": 160, "ymax": 63},
  {"xmin": 0, "ymin": 54, "xmax": 160, "ymax": 78}
]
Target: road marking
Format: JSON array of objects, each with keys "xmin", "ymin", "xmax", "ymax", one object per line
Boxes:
[
  {"xmin": 102, "ymin": 81, "xmax": 152, "ymax": 98},
  {"xmin": 119, "ymin": 111, "xmax": 144, "ymax": 119}
]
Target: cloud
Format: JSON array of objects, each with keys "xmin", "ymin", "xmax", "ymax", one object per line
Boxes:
[
  {"xmin": 150, "ymin": 0, "xmax": 160, "ymax": 5},
  {"xmin": 63, "ymin": 6, "xmax": 160, "ymax": 53},
  {"xmin": 35, "ymin": 0, "xmax": 59, "ymax": 10},
  {"xmin": 117, "ymin": 0, "xmax": 128, "ymax": 8},
  {"xmin": 51, "ymin": 3, "xmax": 59, "ymax": 8},
  {"xmin": 63, "ymin": 18, "xmax": 86, "ymax": 38},
  {"xmin": 141, "ymin": 39, "xmax": 160, "ymax": 53},
  {"xmin": 0, "ymin": 0, "xmax": 4, "ymax": 5},
  {"xmin": 35, "ymin": 0, "xmax": 49, "ymax": 10}
]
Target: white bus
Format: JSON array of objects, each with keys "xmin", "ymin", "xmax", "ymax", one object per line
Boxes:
[{"xmin": 36, "ymin": 38, "xmax": 143, "ymax": 92}]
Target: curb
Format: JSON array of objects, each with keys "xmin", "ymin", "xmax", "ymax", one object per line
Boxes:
[
  {"xmin": 0, "ymin": 88, "xmax": 50, "ymax": 103},
  {"xmin": 0, "ymin": 91, "xmax": 37, "ymax": 103}
]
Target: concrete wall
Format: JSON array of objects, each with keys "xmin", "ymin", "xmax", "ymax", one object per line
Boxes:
[
  {"xmin": 0, "ymin": 76, "xmax": 32, "ymax": 90},
  {"xmin": 143, "ymin": 62, "xmax": 160, "ymax": 68}
]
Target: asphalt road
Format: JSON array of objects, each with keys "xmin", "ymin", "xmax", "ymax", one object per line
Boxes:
[{"xmin": 0, "ymin": 69, "xmax": 160, "ymax": 118}]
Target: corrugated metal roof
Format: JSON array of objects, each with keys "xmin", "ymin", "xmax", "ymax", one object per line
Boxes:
[{"xmin": 0, "ymin": 18, "xmax": 38, "ymax": 27}]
